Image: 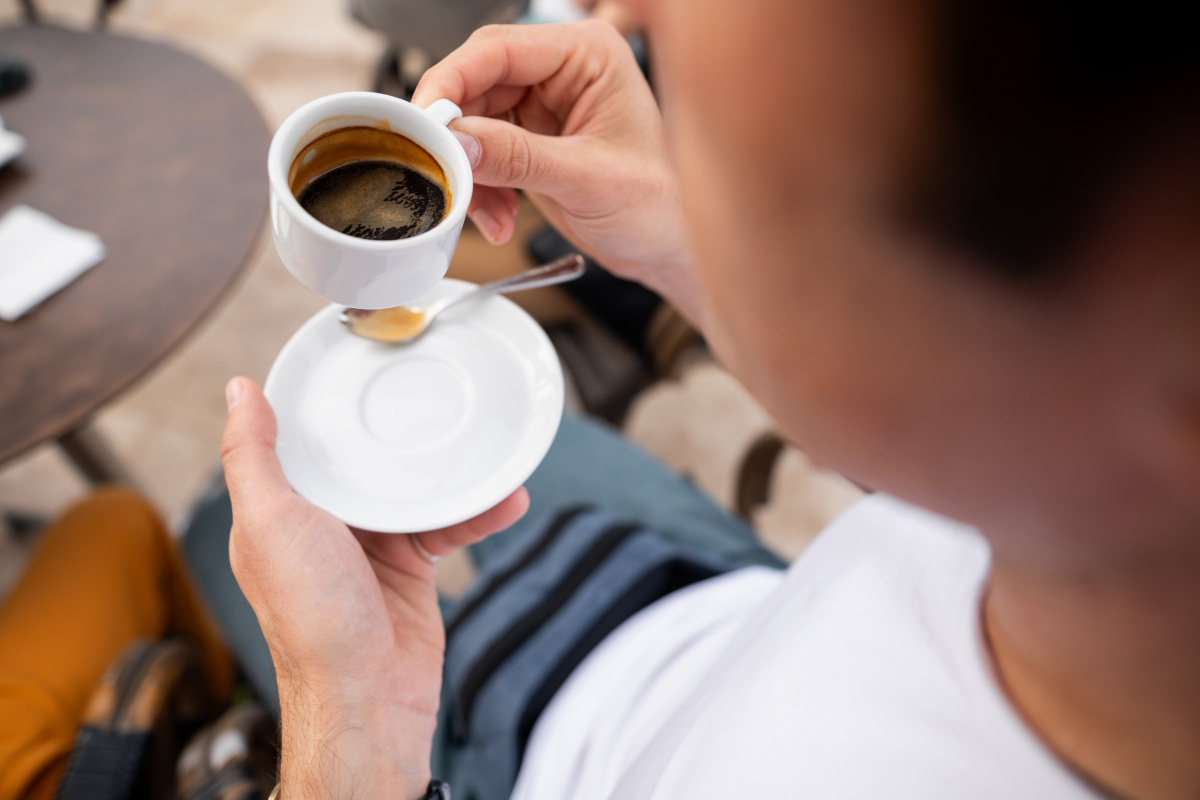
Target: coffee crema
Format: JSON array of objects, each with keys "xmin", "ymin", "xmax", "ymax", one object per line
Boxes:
[{"xmin": 289, "ymin": 124, "xmax": 451, "ymax": 241}]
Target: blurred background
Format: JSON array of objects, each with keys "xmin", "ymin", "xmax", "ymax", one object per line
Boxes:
[{"xmin": 0, "ymin": 0, "xmax": 861, "ymax": 597}]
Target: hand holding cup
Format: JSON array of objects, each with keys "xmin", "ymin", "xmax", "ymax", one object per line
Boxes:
[{"xmin": 412, "ymin": 21, "xmax": 697, "ymax": 315}]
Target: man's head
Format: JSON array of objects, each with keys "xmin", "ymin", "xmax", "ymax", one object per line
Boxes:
[{"xmin": 628, "ymin": 0, "xmax": 1200, "ymax": 568}]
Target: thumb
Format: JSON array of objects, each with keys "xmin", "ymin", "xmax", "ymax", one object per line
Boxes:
[
  {"xmin": 220, "ymin": 377, "xmax": 292, "ymax": 515},
  {"xmin": 450, "ymin": 116, "xmax": 570, "ymax": 196}
]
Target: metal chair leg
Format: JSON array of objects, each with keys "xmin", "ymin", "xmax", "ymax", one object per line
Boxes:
[{"xmin": 57, "ymin": 424, "xmax": 137, "ymax": 487}]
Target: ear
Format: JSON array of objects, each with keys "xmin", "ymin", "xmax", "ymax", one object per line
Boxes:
[
  {"xmin": 1178, "ymin": 400, "xmax": 1200, "ymax": 515},
  {"xmin": 1145, "ymin": 388, "xmax": 1200, "ymax": 520},
  {"xmin": 1150, "ymin": 244, "xmax": 1200, "ymax": 519}
]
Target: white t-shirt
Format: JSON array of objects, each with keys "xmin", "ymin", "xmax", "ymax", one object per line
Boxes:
[{"xmin": 511, "ymin": 494, "xmax": 1098, "ymax": 800}]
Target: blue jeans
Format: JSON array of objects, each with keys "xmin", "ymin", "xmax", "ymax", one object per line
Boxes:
[
  {"xmin": 467, "ymin": 414, "xmax": 782, "ymax": 573},
  {"xmin": 182, "ymin": 413, "xmax": 781, "ymax": 721}
]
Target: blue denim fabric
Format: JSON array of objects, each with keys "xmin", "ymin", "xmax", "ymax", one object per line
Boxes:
[
  {"xmin": 470, "ymin": 415, "xmax": 783, "ymax": 573},
  {"xmin": 180, "ymin": 473, "xmax": 280, "ymax": 715}
]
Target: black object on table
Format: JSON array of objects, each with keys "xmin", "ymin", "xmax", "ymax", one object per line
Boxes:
[{"xmin": 0, "ymin": 52, "xmax": 31, "ymax": 97}]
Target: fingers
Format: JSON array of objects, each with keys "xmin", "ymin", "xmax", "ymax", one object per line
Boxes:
[
  {"xmin": 421, "ymin": 488, "xmax": 531, "ymax": 557},
  {"xmin": 449, "ymin": 115, "xmax": 570, "ymax": 196},
  {"xmin": 512, "ymin": 90, "xmax": 567, "ymax": 138},
  {"xmin": 220, "ymin": 377, "xmax": 292, "ymax": 518},
  {"xmin": 413, "ymin": 21, "xmax": 617, "ymax": 113},
  {"xmin": 354, "ymin": 488, "xmax": 529, "ymax": 581},
  {"xmin": 468, "ymin": 185, "xmax": 521, "ymax": 244},
  {"xmin": 450, "ymin": 127, "xmax": 522, "ymax": 244},
  {"xmin": 443, "ymin": 84, "xmax": 530, "ymax": 122}
]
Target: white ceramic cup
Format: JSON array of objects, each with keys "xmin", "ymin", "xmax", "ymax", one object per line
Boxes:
[{"xmin": 267, "ymin": 92, "xmax": 473, "ymax": 309}]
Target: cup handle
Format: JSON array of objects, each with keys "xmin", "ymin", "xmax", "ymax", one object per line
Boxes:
[{"xmin": 424, "ymin": 99, "xmax": 463, "ymax": 127}]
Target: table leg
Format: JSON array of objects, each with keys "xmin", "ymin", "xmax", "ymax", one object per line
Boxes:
[{"xmin": 57, "ymin": 424, "xmax": 137, "ymax": 487}]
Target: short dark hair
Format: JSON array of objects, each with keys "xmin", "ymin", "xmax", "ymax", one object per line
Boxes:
[{"xmin": 905, "ymin": 1, "xmax": 1198, "ymax": 283}]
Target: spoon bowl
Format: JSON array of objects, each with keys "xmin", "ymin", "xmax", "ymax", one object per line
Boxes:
[{"xmin": 339, "ymin": 253, "xmax": 585, "ymax": 344}]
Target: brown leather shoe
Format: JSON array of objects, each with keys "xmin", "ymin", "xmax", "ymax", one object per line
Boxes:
[{"xmin": 56, "ymin": 638, "xmax": 218, "ymax": 800}]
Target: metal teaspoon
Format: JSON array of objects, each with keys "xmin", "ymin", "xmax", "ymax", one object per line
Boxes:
[{"xmin": 339, "ymin": 253, "xmax": 586, "ymax": 344}]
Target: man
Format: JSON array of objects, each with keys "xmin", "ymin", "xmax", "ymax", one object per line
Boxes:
[{"xmin": 220, "ymin": 2, "xmax": 1200, "ymax": 798}]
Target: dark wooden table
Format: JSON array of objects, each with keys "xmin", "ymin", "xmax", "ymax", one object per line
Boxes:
[{"xmin": 0, "ymin": 25, "xmax": 268, "ymax": 480}]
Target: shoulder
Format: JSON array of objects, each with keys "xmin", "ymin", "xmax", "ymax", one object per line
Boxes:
[{"xmin": 637, "ymin": 496, "xmax": 1097, "ymax": 799}]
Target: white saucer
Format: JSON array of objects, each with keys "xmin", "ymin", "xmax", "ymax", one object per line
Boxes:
[{"xmin": 263, "ymin": 279, "xmax": 563, "ymax": 533}]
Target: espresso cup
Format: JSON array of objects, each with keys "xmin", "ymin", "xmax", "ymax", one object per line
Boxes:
[{"xmin": 268, "ymin": 92, "xmax": 473, "ymax": 309}]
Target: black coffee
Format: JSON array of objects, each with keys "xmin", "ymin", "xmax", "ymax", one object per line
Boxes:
[
  {"xmin": 289, "ymin": 124, "xmax": 452, "ymax": 242},
  {"xmin": 297, "ymin": 159, "xmax": 447, "ymax": 241}
]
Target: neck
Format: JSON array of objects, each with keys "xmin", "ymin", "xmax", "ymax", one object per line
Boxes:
[{"xmin": 985, "ymin": 539, "xmax": 1200, "ymax": 800}]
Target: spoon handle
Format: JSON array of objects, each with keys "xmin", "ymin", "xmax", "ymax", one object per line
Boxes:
[{"xmin": 434, "ymin": 254, "xmax": 587, "ymax": 315}]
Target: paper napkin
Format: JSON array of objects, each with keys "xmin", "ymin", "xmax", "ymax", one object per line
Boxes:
[
  {"xmin": 0, "ymin": 204, "xmax": 106, "ymax": 321},
  {"xmin": 0, "ymin": 114, "xmax": 26, "ymax": 169}
]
